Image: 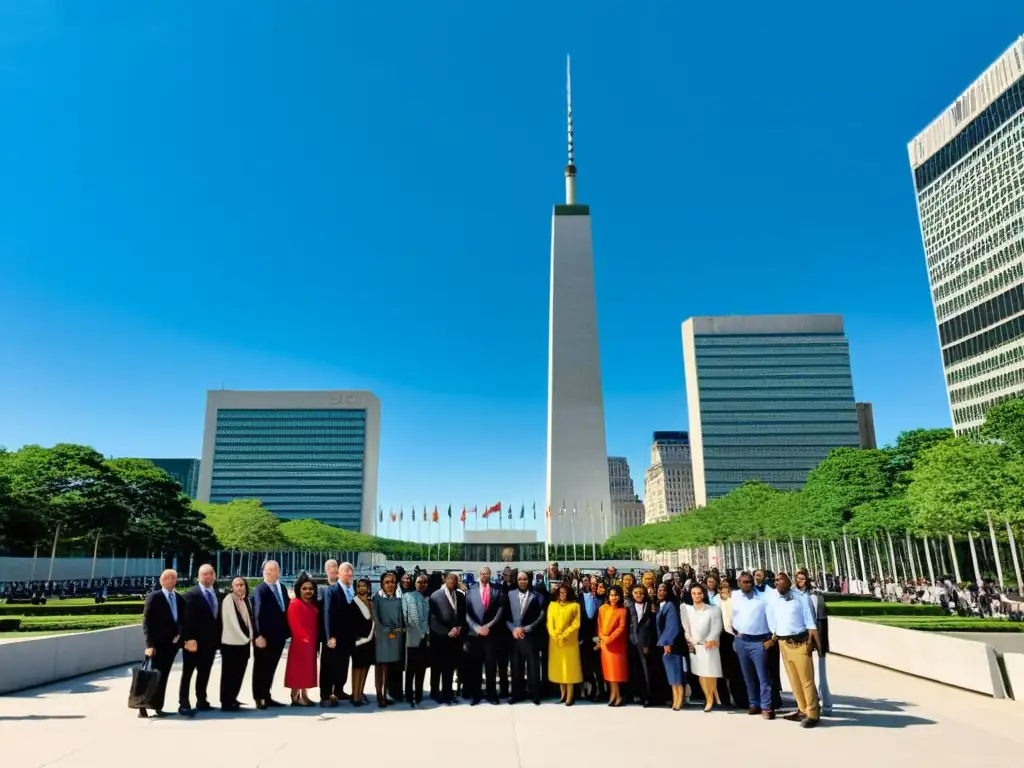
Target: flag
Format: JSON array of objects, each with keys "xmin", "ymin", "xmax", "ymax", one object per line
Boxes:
[
  {"xmin": 507, "ymin": 505, "xmax": 512, "ymax": 520},
  {"xmin": 485, "ymin": 501, "xmax": 501, "ymax": 516},
  {"xmin": 422, "ymin": 506, "xmax": 427, "ymax": 522},
  {"xmin": 573, "ymin": 506, "xmax": 577, "ymax": 517},
  {"xmin": 447, "ymin": 504, "xmax": 452, "ymax": 518},
  {"xmin": 545, "ymin": 507, "xmax": 550, "ymax": 519},
  {"xmin": 432, "ymin": 506, "xmax": 439, "ymax": 523},
  {"xmin": 520, "ymin": 503, "xmax": 525, "ymax": 519},
  {"xmin": 533, "ymin": 502, "xmax": 536, "ymax": 519},
  {"xmin": 471, "ymin": 505, "xmax": 478, "ymax": 516},
  {"xmin": 391, "ymin": 511, "xmax": 397, "ymax": 523},
  {"xmin": 400, "ymin": 508, "xmax": 404, "ymax": 521},
  {"xmin": 379, "ymin": 508, "xmax": 383, "ymax": 522},
  {"xmin": 460, "ymin": 506, "xmax": 467, "ymax": 525}
]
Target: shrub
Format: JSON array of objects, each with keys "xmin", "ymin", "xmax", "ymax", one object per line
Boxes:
[
  {"xmin": 15, "ymin": 615, "xmax": 141, "ymax": 633},
  {"xmin": 0, "ymin": 602, "xmax": 144, "ymax": 617},
  {"xmin": 823, "ymin": 593, "xmax": 881, "ymax": 603},
  {"xmin": 828, "ymin": 602, "xmax": 943, "ymax": 617},
  {"xmin": 0, "ymin": 618, "xmax": 21, "ymax": 631}
]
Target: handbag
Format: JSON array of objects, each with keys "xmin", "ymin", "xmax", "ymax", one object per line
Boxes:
[{"xmin": 127, "ymin": 658, "xmax": 161, "ymax": 710}]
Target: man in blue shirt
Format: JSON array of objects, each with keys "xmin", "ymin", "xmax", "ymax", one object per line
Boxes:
[
  {"xmin": 766, "ymin": 572, "xmax": 821, "ymax": 728},
  {"xmin": 729, "ymin": 571, "xmax": 775, "ymax": 718}
]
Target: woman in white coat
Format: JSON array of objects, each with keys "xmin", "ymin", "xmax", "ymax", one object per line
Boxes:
[
  {"xmin": 219, "ymin": 576, "xmax": 255, "ymax": 711},
  {"xmin": 681, "ymin": 582, "xmax": 723, "ymax": 712}
]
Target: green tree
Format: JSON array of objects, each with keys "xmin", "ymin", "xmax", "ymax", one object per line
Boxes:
[
  {"xmin": 802, "ymin": 447, "xmax": 892, "ymax": 523},
  {"xmin": 980, "ymin": 396, "xmax": 1024, "ymax": 454},
  {"xmin": 195, "ymin": 498, "xmax": 286, "ymax": 551},
  {"xmin": 887, "ymin": 428, "xmax": 955, "ymax": 489},
  {"xmin": 906, "ymin": 438, "xmax": 1024, "ymax": 536},
  {"xmin": 847, "ymin": 497, "xmax": 912, "ymax": 538}
]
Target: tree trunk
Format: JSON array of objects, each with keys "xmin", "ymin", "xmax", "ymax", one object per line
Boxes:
[
  {"xmin": 968, "ymin": 532, "xmax": 982, "ymax": 587},
  {"xmin": 886, "ymin": 532, "xmax": 898, "ymax": 584},
  {"xmin": 856, "ymin": 538, "xmax": 868, "ymax": 587},
  {"xmin": 1006, "ymin": 522, "xmax": 1023, "ymax": 597},
  {"xmin": 29, "ymin": 545, "xmax": 39, "ymax": 581},
  {"xmin": 829, "ymin": 540, "xmax": 840, "ymax": 577},
  {"xmin": 46, "ymin": 522, "xmax": 62, "ymax": 582},
  {"xmin": 905, "ymin": 531, "xmax": 917, "ymax": 582},
  {"xmin": 91, "ymin": 532, "xmax": 100, "ymax": 579},
  {"xmin": 922, "ymin": 536, "xmax": 936, "ymax": 584},
  {"xmin": 947, "ymin": 535, "xmax": 961, "ymax": 583},
  {"xmin": 817, "ymin": 539, "xmax": 828, "ymax": 589},
  {"xmin": 987, "ymin": 511, "xmax": 1004, "ymax": 588},
  {"xmin": 872, "ymin": 538, "xmax": 885, "ymax": 582}
]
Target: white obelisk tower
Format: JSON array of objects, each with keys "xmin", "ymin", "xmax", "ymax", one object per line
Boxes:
[{"xmin": 545, "ymin": 56, "xmax": 613, "ymax": 555}]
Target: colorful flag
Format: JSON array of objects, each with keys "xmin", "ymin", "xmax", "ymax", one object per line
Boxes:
[
  {"xmin": 485, "ymin": 501, "xmax": 501, "ymax": 516},
  {"xmin": 460, "ymin": 506, "xmax": 467, "ymax": 525},
  {"xmin": 432, "ymin": 506, "xmax": 439, "ymax": 523},
  {"xmin": 422, "ymin": 506, "xmax": 427, "ymax": 522},
  {"xmin": 447, "ymin": 504, "xmax": 452, "ymax": 518},
  {"xmin": 520, "ymin": 503, "xmax": 525, "ymax": 519},
  {"xmin": 390, "ymin": 510, "xmax": 397, "ymax": 523},
  {"xmin": 533, "ymin": 502, "xmax": 536, "ymax": 519},
  {"xmin": 379, "ymin": 508, "xmax": 383, "ymax": 522},
  {"xmin": 507, "ymin": 505, "xmax": 512, "ymax": 520},
  {"xmin": 471, "ymin": 505, "xmax": 478, "ymax": 516}
]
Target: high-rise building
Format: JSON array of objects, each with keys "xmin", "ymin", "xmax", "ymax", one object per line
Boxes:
[
  {"xmin": 196, "ymin": 390, "xmax": 380, "ymax": 532},
  {"xmin": 908, "ymin": 37, "xmax": 1024, "ymax": 434},
  {"xmin": 642, "ymin": 432, "xmax": 695, "ymax": 523},
  {"xmin": 545, "ymin": 57, "xmax": 612, "ymax": 547},
  {"xmin": 607, "ymin": 456, "xmax": 645, "ymax": 534},
  {"xmin": 856, "ymin": 402, "xmax": 877, "ymax": 449},
  {"xmin": 682, "ymin": 315, "xmax": 861, "ymax": 506},
  {"xmin": 145, "ymin": 458, "xmax": 200, "ymax": 499}
]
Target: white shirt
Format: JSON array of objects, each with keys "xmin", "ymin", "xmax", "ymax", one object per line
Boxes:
[
  {"xmin": 634, "ymin": 603, "xmax": 645, "ymax": 623},
  {"xmin": 444, "ymin": 587, "xmax": 457, "ymax": 612}
]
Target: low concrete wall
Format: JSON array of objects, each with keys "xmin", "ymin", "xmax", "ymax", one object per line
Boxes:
[
  {"xmin": 0, "ymin": 624, "xmax": 144, "ymax": 694},
  {"xmin": 0, "ymin": 556, "xmax": 163, "ymax": 581},
  {"xmin": 1003, "ymin": 653, "xmax": 1024, "ymax": 702},
  {"xmin": 829, "ymin": 617, "xmax": 1006, "ymax": 697}
]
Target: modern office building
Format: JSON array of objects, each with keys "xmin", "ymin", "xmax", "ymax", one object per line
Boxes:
[
  {"xmin": 642, "ymin": 432, "xmax": 696, "ymax": 523},
  {"xmin": 856, "ymin": 402, "xmax": 877, "ymax": 449},
  {"xmin": 546, "ymin": 57, "xmax": 612, "ymax": 547},
  {"xmin": 607, "ymin": 456, "xmax": 645, "ymax": 535},
  {"xmin": 145, "ymin": 458, "xmax": 200, "ymax": 498},
  {"xmin": 909, "ymin": 37, "xmax": 1024, "ymax": 433},
  {"xmin": 682, "ymin": 315, "xmax": 861, "ymax": 507},
  {"xmin": 197, "ymin": 390, "xmax": 380, "ymax": 532}
]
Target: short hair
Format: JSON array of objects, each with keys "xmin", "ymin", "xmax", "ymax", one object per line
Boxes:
[
  {"xmin": 324, "ymin": 559, "xmax": 339, "ymax": 569},
  {"xmin": 517, "ymin": 570, "xmax": 531, "ymax": 581},
  {"xmin": 229, "ymin": 575, "xmax": 250, "ymax": 598},
  {"xmin": 355, "ymin": 577, "xmax": 372, "ymax": 592},
  {"xmin": 738, "ymin": 570, "xmax": 754, "ymax": 582},
  {"xmin": 557, "ymin": 581, "xmax": 576, "ymax": 601},
  {"xmin": 339, "ymin": 562, "xmax": 354, "ymax": 573},
  {"xmin": 198, "ymin": 564, "xmax": 215, "ymax": 576},
  {"xmin": 293, "ymin": 572, "xmax": 316, "ymax": 599}
]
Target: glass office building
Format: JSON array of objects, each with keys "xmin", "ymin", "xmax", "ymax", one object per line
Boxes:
[
  {"xmin": 909, "ymin": 37, "xmax": 1024, "ymax": 433},
  {"xmin": 197, "ymin": 391, "xmax": 381, "ymax": 533},
  {"xmin": 682, "ymin": 315, "xmax": 861, "ymax": 506},
  {"xmin": 145, "ymin": 458, "xmax": 200, "ymax": 499}
]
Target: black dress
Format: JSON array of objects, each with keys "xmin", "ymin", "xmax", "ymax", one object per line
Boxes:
[{"xmin": 351, "ymin": 598, "xmax": 376, "ymax": 668}]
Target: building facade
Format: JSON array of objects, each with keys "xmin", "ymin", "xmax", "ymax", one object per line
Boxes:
[
  {"xmin": 196, "ymin": 390, "xmax": 380, "ymax": 533},
  {"xmin": 682, "ymin": 315, "xmax": 861, "ymax": 507},
  {"xmin": 908, "ymin": 37, "xmax": 1024, "ymax": 433},
  {"xmin": 642, "ymin": 431, "xmax": 696, "ymax": 523},
  {"xmin": 856, "ymin": 402, "xmax": 877, "ymax": 449},
  {"xmin": 607, "ymin": 456, "xmax": 646, "ymax": 534},
  {"xmin": 145, "ymin": 458, "xmax": 200, "ymax": 499},
  {"xmin": 545, "ymin": 63, "xmax": 612, "ymax": 548}
]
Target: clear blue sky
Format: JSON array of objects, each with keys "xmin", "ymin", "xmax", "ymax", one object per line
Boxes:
[{"xmin": 1, "ymin": 3, "xmax": 1019, "ymax": 543}]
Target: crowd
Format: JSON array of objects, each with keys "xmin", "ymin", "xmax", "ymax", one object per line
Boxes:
[
  {"xmin": 135, "ymin": 559, "xmax": 832, "ymax": 729},
  {"xmin": 1, "ymin": 577, "xmax": 156, "ymax": 603}
]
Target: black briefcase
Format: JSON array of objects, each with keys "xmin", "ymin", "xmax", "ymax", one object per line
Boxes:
[{"xmin": 127, "ymin": 658, "xmax": 161, "ymax": 710}]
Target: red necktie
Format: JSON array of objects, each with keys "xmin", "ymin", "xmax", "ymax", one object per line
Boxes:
[{"xmin": 482, "ymin": 586, "xmax": 490, "ymax": 611}]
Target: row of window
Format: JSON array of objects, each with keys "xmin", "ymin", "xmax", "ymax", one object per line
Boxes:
[
  {"xmin": 931, "ymin": 218, "xmax": 1024, "ymax": 299},
  {"xmin": 215, "ymin": 436, "xmax": 367, "ymax": 446},
  {"xmin": 701, "ymin": 389, "xmax": 855, "ymax": 401},
  {"xmin": 705, "ymin": 468, "xmax": 815, "ymax": 482},
  {"xmin": 214, "ymin": 449, "xmax": 365, "ymax": 458},
  {"xmin": 218, "ymin": 409, "xmax": 367, "ymax": 420},
  {"xmin": 914, "ymin": 76, "xmax": 1024, "ymax": 192},
  {"xmin": 698, "ymin": 378, "xmax": 854, "ymax": 390},
  {"xmin": 942, "ymin": 309, "xmax": 1024, "ymax": 367},
  {"xmin": 938, "ymin": 282, "xmax": 1024, "ymax": 346},
  {"xmin": 934, "ymin": 250, "xmax": 1024, "ymax": 323},
  {"xmin": 703, "ymin": 421, "xmax": 859, "ymax": 433},
  {"xmin": 702, "ymin": 446, "xmax": 846, "ymax": 458},
  {"xmin": 701, "ymin": 401, "xmax": 857, "ymax": 414},
  {"xmin": 949, "ymin": 359, "xmax": 1024, "ymax": 404},
  {"xmin": 698, "ymin": 366, "xmax": 854, "ymax": 378},
  {"xmin": 701, "ymin": 435, "xmax": 859, "ymax": 446},
  {"xmin": 952, "ymin": 387, "xmax": 1024, "ymax": 428},
  {"xmin": 215, "ymin": 426, "xmax": 367, "ymax": 436},
  {"xmin": 946, "ymin": 341, "xmax": 1024, "ymax": 385},
  {"xmin": 694, "ymin": 342, "xmax": 850, "ymax": 356}
]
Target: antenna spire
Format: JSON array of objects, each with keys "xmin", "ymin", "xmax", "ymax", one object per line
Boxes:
[{"xmin": 565, "ymin": 54, "xmax": 577, "ymax": 205}]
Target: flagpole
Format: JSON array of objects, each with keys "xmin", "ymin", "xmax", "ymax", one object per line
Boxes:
[
  {"xmin": 589, "ymin": 505, "xmax": 596, "ymax": 560},
  {"xmin": 571, "ymin": 503, "xmax": 578, "ymax": 562}
]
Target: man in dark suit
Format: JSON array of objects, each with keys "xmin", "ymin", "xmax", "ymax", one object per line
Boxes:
[
  {"xmin": 140, "ymin": 569, "xmax": 185, "ymax": 718},
  {"xmin": 178, "ymin": 564, "xmax": 221, "ymax": 716},
  {"xmin": 495, "ymin": 567, "xmax": 516, "ymax": 698},
  {"xmin": 428, "ymin": 571, "xmax": 467, "ymax": 705},
  {"xmin": 323, "ymin": 561, "xmax": 356, "ymax": 706},
  {"xmin": 317, "ymin": 559, "xmax": 340, "ymax": 706},
  {"xmin": 578, "ymin": 574, "xmax": 604, "ymax": 701},
  {"xmin": 465, "ymin": 566, "xmax": 504, "ymax": 705},
  {"xmin": 251, "ymin": 560, "xmax": 290, "ymax": 709},
  {"xmin": 506, "ymin": 570, "xmax": 545, "ymax": 705}
]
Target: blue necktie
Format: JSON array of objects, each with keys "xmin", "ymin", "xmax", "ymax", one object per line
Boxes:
[
  {"xmin": 165, "ymin": 591, "xmax": 177, "ymax": 621},
  {"xmin": 205, "ymin": 588, "xmax": 217, "ymax": 616},
  {"xmin": 274, "ymin": 584, "xmax": 284, "ymax": 610}
]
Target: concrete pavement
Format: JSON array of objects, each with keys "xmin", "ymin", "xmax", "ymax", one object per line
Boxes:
[{"xmin": 1, "ymin": 650, "xmax": 1022, "ymax": 767}]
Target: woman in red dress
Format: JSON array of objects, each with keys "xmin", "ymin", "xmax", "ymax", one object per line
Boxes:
[{"xmin": 284, "ymin": 573, "xmax": 319, "ymax": 706}]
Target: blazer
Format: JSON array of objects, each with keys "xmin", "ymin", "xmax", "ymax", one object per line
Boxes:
[
  {"xmin": 181, "ymin": 585, "xmax": 222, "ymax": 648},
  {"xmin": 326, "ymin": 582, "xmax": 356, "ymax": 647},
  {"xmin": 251, "ymin": 581, "xmax": 291, "ymax": 643},
  {"xmin": 505, "ymin": 588, "xmax": 545, "ymax": 642},
  {"xmin": 428, "ymin": 586, "xmax": 467, "ymax": 637},
  {"xmin": 627, "ymin": 601, "xmax": 657, "ymax": 650},
  {"xmin": 220, "ymin": 593, "xmax": 254, "ymax": 646},
  {"xmin": 578, "ymin": 592, "xmax": 602, "ymax": 641},
  {"xmin": 466, "ymin": 583, "xmax": 504, "ymax": 637},
  {"xmin": 655, "ymin": 599, "xmax": 685, "ymax": 655},
  {"xmin": 142, "ymin": 589, "xmax": 184, "ymax": 649}
]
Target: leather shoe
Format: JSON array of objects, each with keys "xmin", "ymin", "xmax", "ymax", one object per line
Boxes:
[
  {"xmin": 801, "ymin": 718, "xmax": 820, "ymax": 729},
  {"xmin": 783, "ymin": 711, "xmax": 805, "ymax": 722},
  {"xmin": 137, "ymin": 709, "xmax": 148, "ymax": 719},
  {"xmin": 470, "ymin": 698, "xmax": 481, "ymax": 706},
  {"xmin": 489, "ymin": 697, "xmax": 500, "ymax": 705},
  {"xmin": 748, "ymin": 706, "xmax": 762, "ymax": 715},
  {"xmin": 762, "ymin": 710, "xmax": 775, "ymax": 720},
  {"xmin": 196, "ymin": 701, "xmax": 212, "ymax": 712},
  {"xmin": 177, "ymin": 706, "xmax": 195, "ymax": 718}
]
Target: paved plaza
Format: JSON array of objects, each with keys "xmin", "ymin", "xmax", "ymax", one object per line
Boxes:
[{"xmin": 1, "ymin": 650, "xmax": 1022, "ymax": 767}]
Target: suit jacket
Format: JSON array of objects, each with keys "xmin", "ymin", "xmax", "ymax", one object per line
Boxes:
[
  {"xmin": 251, "ymin": 581, "xmax": 291, "ymax": 644},
  {"xmin": 466, "ymin": 582, "xmax": 504, "ymax": 638},
  {"xmin": 577, "ymin": 592, "xmax": 603, "ymax": 642},
  {"xmin": 326, "ymin": 581, "xmax": 356, "ymax": 647},
  {"xmin": 628, "ymin": 601, "xmax": 657, "ymax": 650},
  {"xmin": 428, "ymin": 586, "xmax": 467, "ymax": 638},
  {"xmin": 317, "ymin": 581, "xmax": 338, "ymax": 643},
  {"xmin": 181, "ymin": 585, "xmax": 222, "ymax": 649},
  {"xmin": 504, "ymin": 587, "xmax": 544, "ymax": 645},
  {"xmin": 142, "ymin": 589, "xmax": 184, "ymax": 649}
]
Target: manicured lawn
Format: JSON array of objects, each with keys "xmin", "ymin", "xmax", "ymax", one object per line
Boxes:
[
  {"xmin": 0, "ymin": 601, "xmax": 144, "ymax": 617},
  {"xmin": 855, "ymin": 616, "xmax": 1024, "ymax": 632},
  {"xmin": 828, "ymin": 601, "xmax": 944, "ymax": 617}
]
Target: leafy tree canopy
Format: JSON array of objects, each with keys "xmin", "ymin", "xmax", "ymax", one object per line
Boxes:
[{"xmin": 980, "ymin": 397, "xmax": 1024, "ymax": 454}]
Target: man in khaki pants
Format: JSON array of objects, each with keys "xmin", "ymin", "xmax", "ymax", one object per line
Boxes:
[{"xmin": 766, "ymin": 572, "xmax": 821, "ymax": 728}]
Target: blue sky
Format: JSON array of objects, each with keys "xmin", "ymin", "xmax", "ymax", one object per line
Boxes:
[{"xmin": 0, "ymin": 3, "xmax": 1019, "ymax": 542}]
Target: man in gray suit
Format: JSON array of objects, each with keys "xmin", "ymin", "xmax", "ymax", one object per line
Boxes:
[
  {"xmin": 506, "ymin": 570, "xmax": 545, "ymax": 705},
  {"xmin": 466, "ymin": 566, "xmax": 505, "ymax": 704}
]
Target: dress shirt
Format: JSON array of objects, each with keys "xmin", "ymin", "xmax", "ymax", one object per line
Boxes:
[
  {"xmin": 269, "ymin": 582, "xmax": 284, "ymax": 610},
  {"xmin": 481, "ymin": 583, "xmax": 491, "ymax": 612},
  {"xmin": 634, "ymin": 603, "xmax": 645, "ymax": 623},
  {"xmin": 583, "ymin": 592, "xmax": 597, "ymax": 619},
  {"xmin": 518, "ymin": 590, "xmax": 528, "ymax": 613},
  {"xmin": 706, "ymin": 590, "xmax": 718, "ymax": 606},
  {"xmin": 444, "ymin": 587, "xmax": 457, "ymax": 612},
  {"xmin": 767, "ymin": 589, "xmax": 816, "ymax": 636},
  {"xmin": 163, "ymin": 589, "xmax": 178, "ymax": 621},
  {"xmin": 730, "ymin": 589, "xmax": 771, "ymax": 636},
  {"xmin": 339, "ymin": 581, "xmax": 354, "ymax": 603},
  {"xmin": 202, "ymin": 586, "xmax": 218, "ymax": 617}
]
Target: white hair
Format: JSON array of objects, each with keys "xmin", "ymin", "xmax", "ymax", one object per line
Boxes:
[{"xmin": 339, "ymin": 561, "xmax": 354, "ymax": 573}]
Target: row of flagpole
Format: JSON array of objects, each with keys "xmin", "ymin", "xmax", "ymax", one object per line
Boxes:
[{"xmin": 374, "ymin": 502, "xmax": 542, "ymax": 539}]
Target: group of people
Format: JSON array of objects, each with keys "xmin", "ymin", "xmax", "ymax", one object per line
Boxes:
[{"xmin": 137, "ymin": 559, "xmax": 831, "ymax": 729}]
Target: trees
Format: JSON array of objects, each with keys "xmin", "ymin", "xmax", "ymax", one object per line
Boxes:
[
  {"xmin": 194, "ymin": 499, "xmax": 285, "ymax": 551},
  {"xmin": 980, "ymin": 397, "xmax": 1024, "ymax": 454},
  {"xmin": 888, "ymin": 428, "xmax": 955, "ymax": 489}
]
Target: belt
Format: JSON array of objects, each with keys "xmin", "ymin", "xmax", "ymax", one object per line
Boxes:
[
  {"xmin": 736, "ymin": 633, "xmax": 771, "ymax": 641},
  {"xmin": 778, "ymin": 632, "xmax": 809, "ymax": 644}
]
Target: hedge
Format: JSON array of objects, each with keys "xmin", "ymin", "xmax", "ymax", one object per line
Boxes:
[
  {"xmin": 13, "ymin": 615, "xmax": 141, "ymax": 633},
  {"xmin": 0, "ymin": 618, "xmax": 21, "ymax": 631},
  {"xmin": 0, "ymin": 602, "xmax": 144, "ymax": 617},
  {"xmin": 823, "ymin": 593, "xmax": 881, "ymax": 603},
  {"xmin": 855, "ymin": 616, "xmax": 1024, "ymax": 633},
  {"xmin": 828, "ymin": 602, "xmax": 944, "ymax": 617}
]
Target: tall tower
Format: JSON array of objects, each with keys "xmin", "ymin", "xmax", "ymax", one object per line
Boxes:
[{"xmin": 545, "ymin": 56, "xmax": 613, "ymax": 550}]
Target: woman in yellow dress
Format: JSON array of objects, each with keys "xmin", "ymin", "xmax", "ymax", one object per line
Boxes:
[{"xmin": 546, "ymin": 581, "xmax": 583, "ymax": 706}]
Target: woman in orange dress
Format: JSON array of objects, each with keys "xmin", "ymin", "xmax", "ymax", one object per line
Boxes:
[
  {"xmin": 596, "ymin": 584, "xmax": 628, "ymax": 706},
  {"xmin": 284, "ymin": 573, "xmax": 319, "ymax": 706}
]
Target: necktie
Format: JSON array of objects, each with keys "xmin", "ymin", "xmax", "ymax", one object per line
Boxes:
[
  {"xmin": 205, "ymin": 588, "xmax": 217, "ymax": 616},
  {"xmin": 274, "ymin": 584, "xmax": 284, "ymax": 610},
  {"xmin": 482, "ymin": 586, "xmax": 490, "ymax": 611},
  {"xmin": 166, "ymin": 591, "xmax": 177, "ymax": 621}
]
